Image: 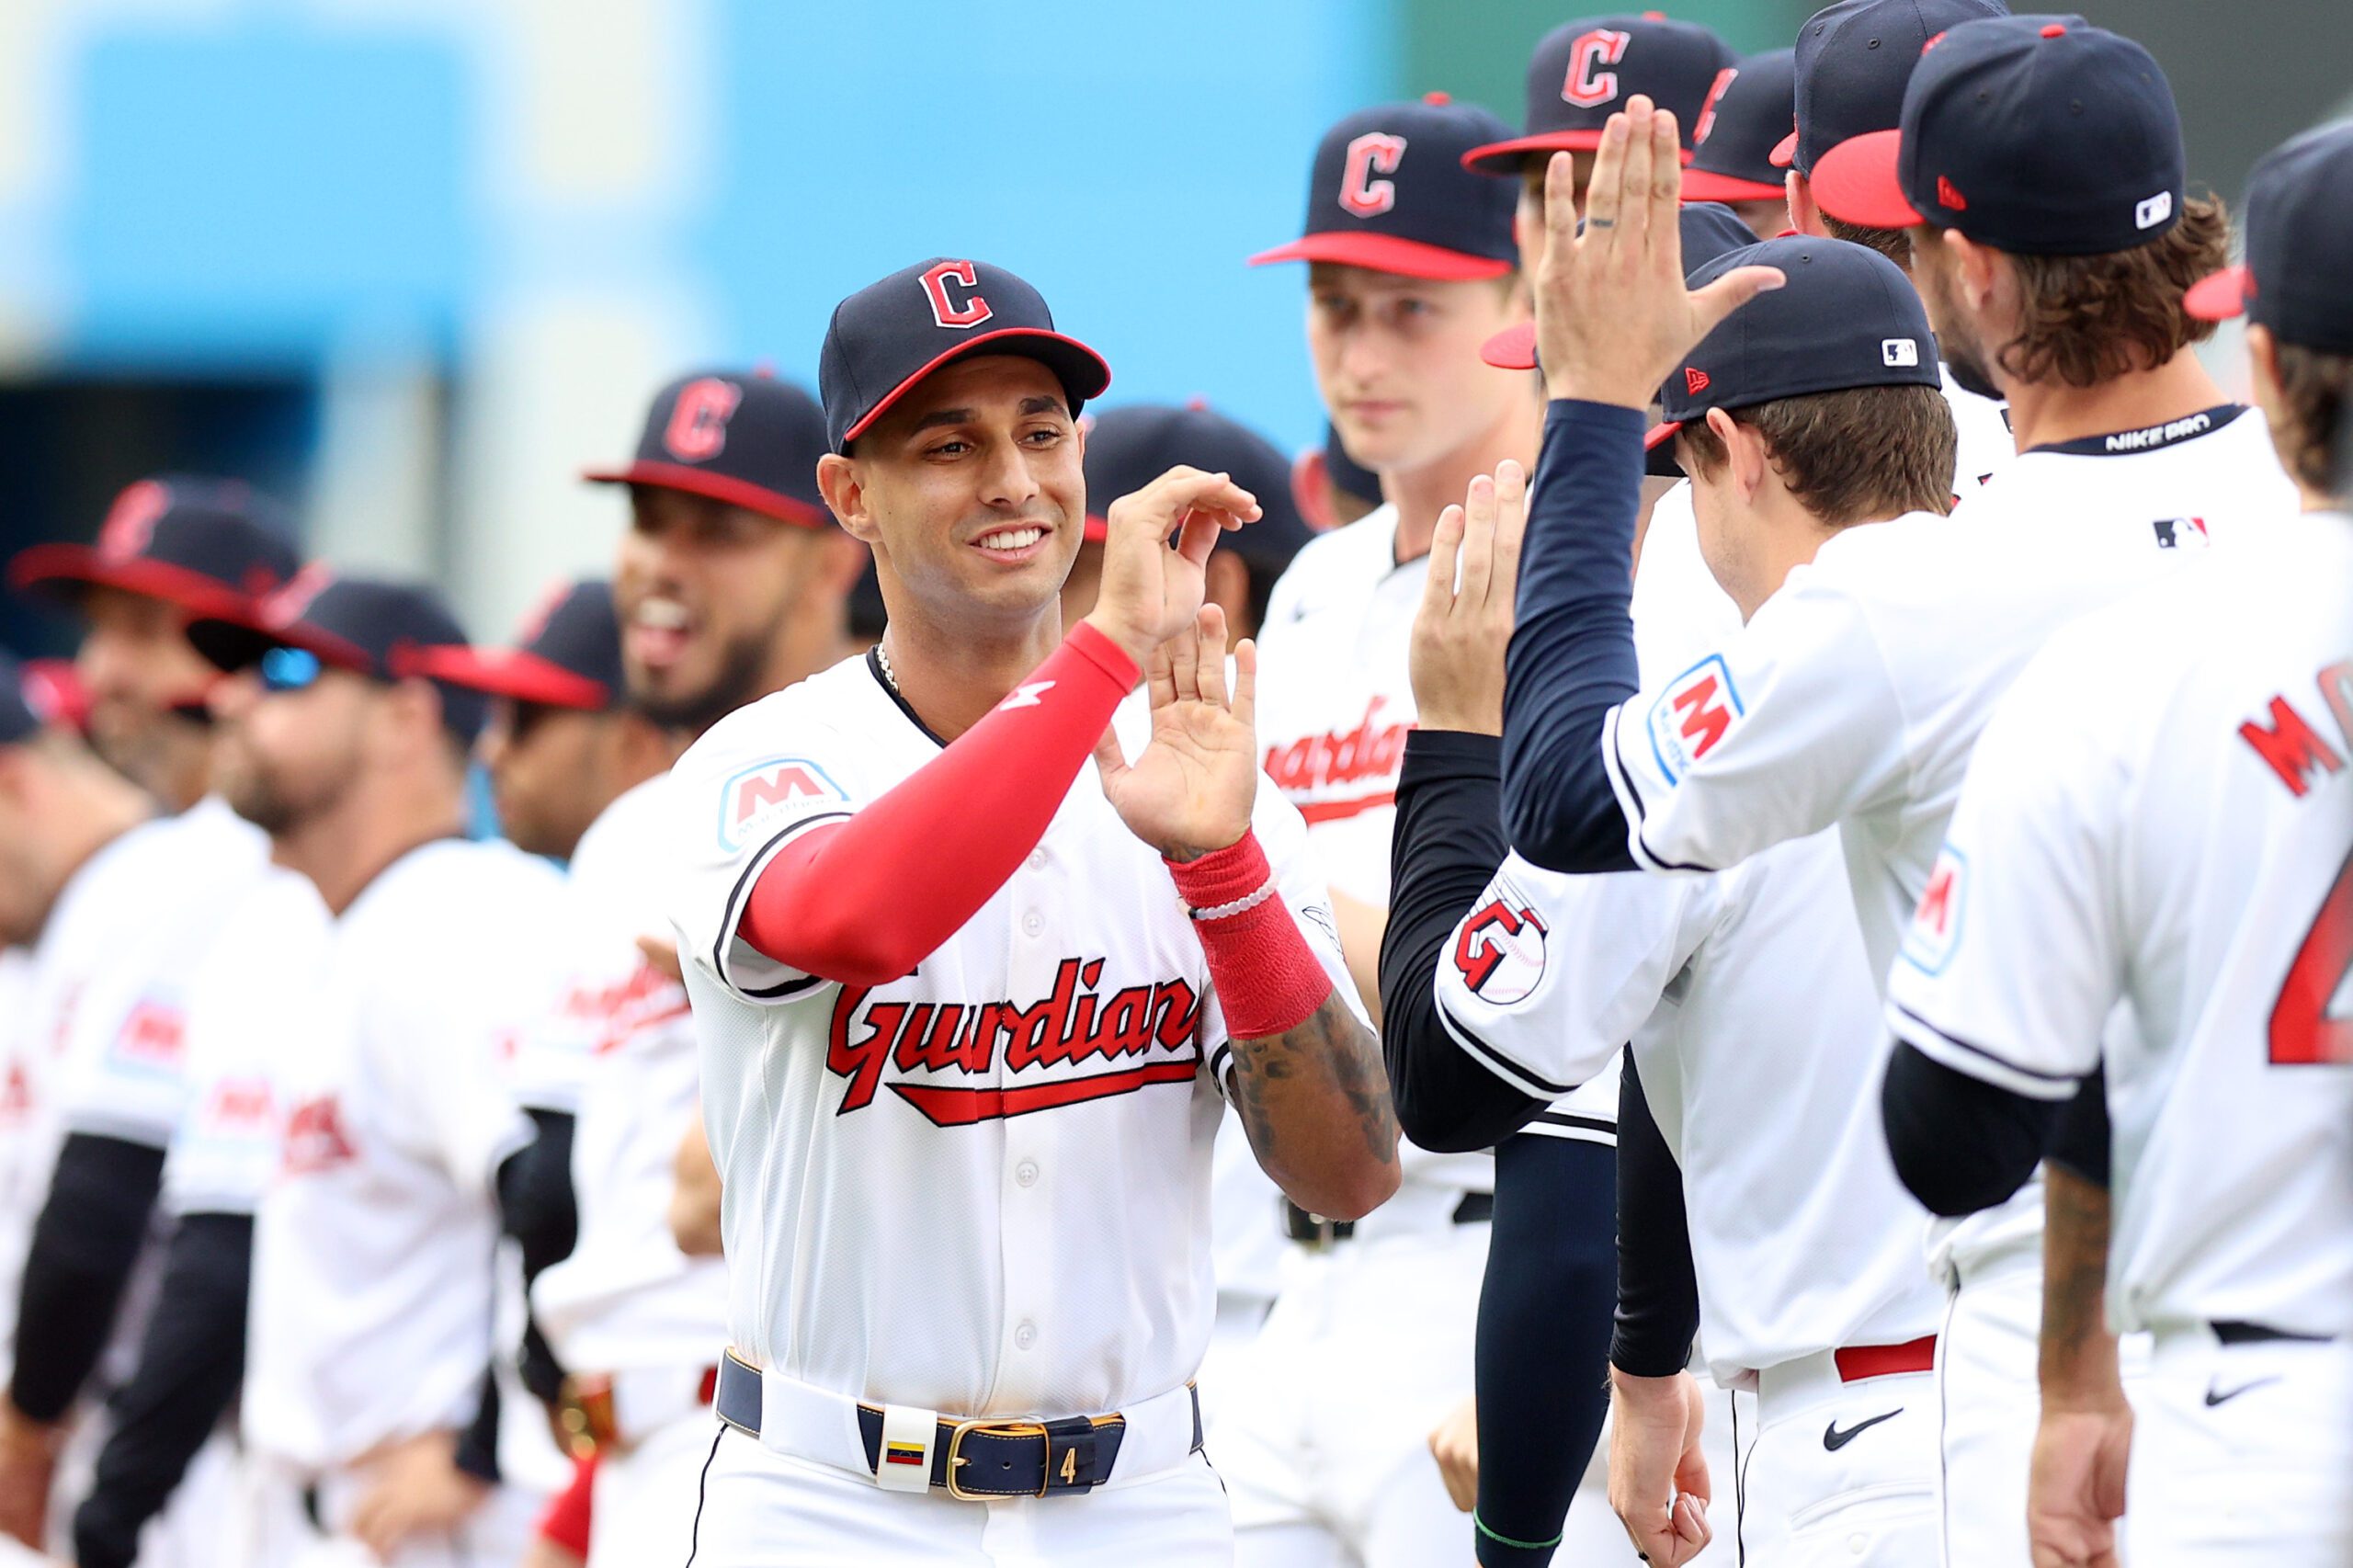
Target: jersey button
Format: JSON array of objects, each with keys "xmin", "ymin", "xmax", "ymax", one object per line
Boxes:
[
  {"xmin": 1015, "ymin": 1160, "xmax": 1040, "ymax": 1187},
  {"xmin": 1027, "ymin": 847, "xmax": 1049, "ymax": 871},
  {"xmin": 1021, "ymin": 911, "xmax": 1044, "ymax": 937},
  {"xmin": 1015, "ymin": 1321, "xmax": 1038, "ymax": 1350}
]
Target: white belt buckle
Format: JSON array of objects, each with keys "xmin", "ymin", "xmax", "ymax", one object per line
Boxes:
[{"xmin": 874, "ymin": 1403, "xmax": 938, "ymax": 1494}]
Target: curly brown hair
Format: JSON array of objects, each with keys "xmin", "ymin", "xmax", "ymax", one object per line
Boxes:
[
  {"xmin": 1995, "ymin": 195, "xmax": 2232, "ymax": 388},
  {"xmin": 2271, "ymin": 339, "xmax": 2353, "ymax": 496},
  {"xmin": 1674, "ymin": 382, "xmax": 1957, "ymax": 527}
]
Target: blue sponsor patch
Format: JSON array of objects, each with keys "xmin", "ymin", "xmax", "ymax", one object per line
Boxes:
[
  {"xmin": 716, "ymin": 756, "xmax": 848, "ymax": 853},
  {"xmin": 1646, "ymin": 654, "xmax": 1745, "ymax": 784},
  {"xmin": 1898, "ymin": 845, "xmax": 1968, "ymax": 975}
]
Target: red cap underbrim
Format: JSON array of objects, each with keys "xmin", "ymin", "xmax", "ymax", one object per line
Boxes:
[
  {"xmin": 1461, "ymin": 133, "xmax": 1697, "ymax": 176},
  {"xmin": 1643, "ymin": 419, "xmax": 1687, "ymax": 476},
  {"xmin": 1678, "ymin": 167, "xmax": 1787, "ymax": 203},
  {"xmin": 1246, "ymin": 233, "xmax": 1514, "ymax": 280},
  {"xmin": 6, "ymin": 546, "xmax": 262, "ymax": 623},
  {"xmin": 400, "ymin": 646, "xmax": 610, "ymax": 710},
  {"xmin": 580, "ymin": 461, "xmax": 830, "ymax": 529},
  {"xmin": 1808, "ymin": 129, "xmax": 1923, "ymax": 229},
  {"xmin": 1645, "ymin": 421, "xmax": 1683, "ymax": 452},
  {"xmin": 2183, "ymin": 264, "xmax": 2251, "ymax": 323},
  {"xmin": 839, "ymin": 327, "xmax": 1112, "ymax": 448},
  {"xmin": 1768, "ymin": 130, "xmax": 1799, "ymax": 169},
  {"xmin": 1481, "ymin": 322, "xmax": 1539, "ymax": 370}
]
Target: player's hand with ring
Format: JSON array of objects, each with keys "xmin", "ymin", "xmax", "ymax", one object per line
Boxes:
[
  {"xmin": 1081, "ymin": 464, "xmax": 1261, "ymax": 671},
  {"xmin": 1093, "ymin": 603, "xmax": 1258, "ymax": 863},
  {"xmin": 1409, "ymin": 460, "xmax": 1528, "ymax": 736},
  {"xmin": 1533, "ymin": 96, "xmax": 1785, "ymax": 411}
]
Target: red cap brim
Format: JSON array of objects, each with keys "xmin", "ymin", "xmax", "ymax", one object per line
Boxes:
[
  {"xmin": 2183, "ymin": 264, "xmax": 2251, "ymax": 323},
  {"xmin": 400, "ymin": 646, "xmax": 610, "ymax": 710},
  {"xmin": 1645, "ymin": 421, "xmax": 1684, "ymax": 452},
  {"xmin": 1462, "ymin": 133, "xmax": 1696, "ymax": 176},
  {"xmin": 1481, "ymin": 322, "xmax": 1539, "ymax": 371},
  {"xmin": 838, "ymin": 327, "xmax": 1112, "ymax": 448},
  {"xmin": 1246, "ymin": 233, "xmax": 1514, "ymax": 280},
  {"xmin": 1678, "ymin": 167, "xmax": 1787, "ymax": 204},
  {"xmin": 6, "ymin": 546, "xmax": 262, "ymax": 622},
  {"xmin": 1808, "ymin": 130, "xmax": 1923, "ymax": 229},
  {"xmin": 1768, "ymin": 130, "xmax": 1799, "ymax": 169},
  {"xmin": 580, "ymin": 461, "xmax": 829, "ymax": 529}
]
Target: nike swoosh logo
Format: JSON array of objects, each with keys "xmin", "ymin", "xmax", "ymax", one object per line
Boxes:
[
  {"xmin": 1823, "ymin": 1409, "xmax": 1902, "ymax": 1451},
  {"xmin": 2204, "ymin": 1376, "xmax": 2280, "ymax": 1408}
]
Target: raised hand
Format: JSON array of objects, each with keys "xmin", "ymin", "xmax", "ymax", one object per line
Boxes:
[
  {"xmin": 1081, "ymin": 465, "xmax": 1262, "ymax": 668},
  {"xmin": 1535, "ymin": 96, "xmax": 1787, "ymax": 410},
  {"xmin": 1409, "ymin": 460, "xmax": 1528, "ymax": 735},
  {"xmin": 1093, "ymin": 604, "xmax": 1257, "ymax": 861}
]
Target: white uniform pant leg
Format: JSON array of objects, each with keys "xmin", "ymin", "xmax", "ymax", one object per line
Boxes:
[
  {"xmin": 1933, "ymin": 1259, "xmax": 2038, "ymax": 1568},
  {"xmin": 242, "ymin": 1459, "xmax": 546, "ymax": 1568},
  {"xmin": 687, "ymin": 1426, "xmax": 1233, "ymax": 1567},
  {"xmin": 2123, "ymin": 1333, "xmax": 2353, "ymax": 1568},
  {"xmin": 1217, "ymin": 1223, "xmax": 1482, "ymax": 1568},
  {"xmin": 586, "ymin": 1409, "xmax": 723, "ymax": 1568},
  {"xmin": 1737, "ymin": 1366, "xmax": 1936, "ymax": 1566}
]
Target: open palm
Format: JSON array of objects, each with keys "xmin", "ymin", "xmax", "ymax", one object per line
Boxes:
[{"xmin": 1095, "ymin": 605, "xmax": 1259, "ymax": 861}]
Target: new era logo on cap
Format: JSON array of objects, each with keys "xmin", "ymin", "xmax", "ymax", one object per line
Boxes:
[{"xmin": 1685, "ymin": 366, "xmax": 1711, "ymax": 393}]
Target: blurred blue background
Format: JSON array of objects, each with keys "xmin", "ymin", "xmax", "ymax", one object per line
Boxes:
[{"xmin": 0, "ymin": 0, "xmax": 2346, "ymax": 657}]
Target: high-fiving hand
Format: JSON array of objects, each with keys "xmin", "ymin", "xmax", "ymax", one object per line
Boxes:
[
  {"xmin": 1409, "ymin": 460, "xmax": 1529, "ymax": 736},
  {"xmin": 1081, "ymin": 466, "xmax": 1262, "ymax": 670},
  {"xmin": 1535, "ymin": 97, "xmax": 1787, "ymax": 411},
  {"xmin": 1094, "ymin": 604, "xmax": 1258, "ymax": 863}
]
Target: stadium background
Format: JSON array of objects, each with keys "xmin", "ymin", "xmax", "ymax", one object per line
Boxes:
[{"xmin": 0, "ymin": 0, "xmax": 2347, "ymax": 658}]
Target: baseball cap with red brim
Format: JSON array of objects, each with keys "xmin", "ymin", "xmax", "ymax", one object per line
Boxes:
[
  {"xmin": 405, "ymin": 578, "xmax": 621, "ymax": 712},
  {"xmin": 1253, "ymin": 94, "xmax": 1518, "ymax": 280},
  {"xmin": 820, "ymin": 259, "xmax": 1110, "ymax": 454},
  {"xmin": 1480, "ymin": 201, "xmax": 1759, "ymax": 369},
  {"xmin": 9, "ymin": 476, "xmax": 299, "ymax": 622},
  {"xmin": 1679, "ymin": 49, "xmax": 1797, "ymax": 203},
  {"xmin": 1079, "ymin": 403, "xmax": 1311, "ymax": 579},
  {"xmin": 2185, "ymin": 122, "xmax": 2353, "ymax": 355},
  {"xmin": 1810, "ymin": 17, "xmax": 2186, "ymax": 256},
  {"xmin": 1462, "ymin": 13, "xmax": 1733, "ymax": 176},
  {"xmin": 585, "ymin": 370, "xmax": 830, "ymax": 528},
  {"xmin": 1773, "ymin": 0, "xmax": 2011, "ymax": 176}
]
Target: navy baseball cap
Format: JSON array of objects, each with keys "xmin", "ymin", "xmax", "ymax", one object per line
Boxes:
[
  {"xmin": 1464, "ymin": 13, "xmax": 1733, "ymax": 176},
  {"xmin": 1480, "ymin": 201, "xmax": 1760, "ymax": 369},
  {"xmin": 1812, "ymin": 17, "xmax": 2186, "ymax": 256},
  {"xmin": 2186, "ymin": 121, "xmax": 2353, "ymax": 354},
  {"xmin": 1250, "ymin": 94, "xmax": 1518, "ymax": 280},
  {"xmin": 1681, "ymin": 49, "xmax": 1798, "ymax": 202},
  {"xmin": 1646, "ymin": 236, "xmax": 1941, "ymax": 472},
  {"xmin": 584, "ymin": 370, "xmax": 829, "ymax": 528},
  {"xmin": 1079, "ymin": 403, "xmax": 1312, "ymax": 572},
  {"xmin": 820, "ymin": 258, "xmax": 1110, "ymax": 453},
  {"xmin": 188, "ymin": 568, "xmax": 490, "ymax": 744},
  {"xmin": 408, "ymin": 578, "xmax": 621, "ymax": 712},
  {"xmin": 9, "ymin": 476, "xmax": 299, "ymax": 621},
  {"xmin": 1778, "ymin": 0, "xmax": 2011, "ymax": 176}
]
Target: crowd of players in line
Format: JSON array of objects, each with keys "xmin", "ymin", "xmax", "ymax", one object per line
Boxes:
[{"xmin": 0, "ymin": 3, "xmax": 2347, "ymax": 1566}]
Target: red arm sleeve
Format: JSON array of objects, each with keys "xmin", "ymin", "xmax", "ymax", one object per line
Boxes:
[{"xmin": 736, "ymin": 623, "xmax": 1139, "ymax": 986}]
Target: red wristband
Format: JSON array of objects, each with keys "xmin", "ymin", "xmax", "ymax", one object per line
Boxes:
[
  {"xmin": 537, "ymin": 1452, "xmax": 597, "ymax": 1556},
  {"xmin": 1167, "ymin": 833, "xmax": 1336, "ymax": 1040}
]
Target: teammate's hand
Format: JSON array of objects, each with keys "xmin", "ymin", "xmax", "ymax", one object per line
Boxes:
[
  {"xmin": 1093, "ymin": 605, "xmax": 1257, "ymax": 861},
  {"xmin": 2027, "ymin": 1399, "xmax": 2132, "ymax": 1568},
  {"xmin": 347, "ymin": 1429, "xmax": 489, "ymax": 1562},
  {"xmin": 1427, "ymin": 1393, "xmax": 1479, "ymax": 1512},
  {"xmin": 0, "ymin": 1403, "xmax": 58, "ymax": 1551},
  {"xmin": 1081, "ymin": 466, "xmax": 1261, "ymax": 669},
  {"xmin": 1607, "ymin": 1369, "xmax": 1712, "ymax": 1567},
  {"xmin": 1409, "ymin": 461, "xmax": 1528, "ymax": 735},
  {"xmin": 1534, "ymin": 97, "xmax": 1784, "ymax": 410}
]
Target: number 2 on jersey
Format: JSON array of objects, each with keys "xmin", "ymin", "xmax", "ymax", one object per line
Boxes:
[{"xmin": 2271, "ymin": 847, "xmax": 2353, "ymax": 1065}]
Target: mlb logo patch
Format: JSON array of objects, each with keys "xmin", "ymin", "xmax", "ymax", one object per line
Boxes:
[
  {"xmin": 2152, "ymin": 517, "xmax": 2210, "ymax": 551},
  {"xmin": 716, "ymin": 756, "xmax": 848, "ymax": 852},
  {"xmin": 2135, "ymin": 190, "xmax": 2174, "ymax": 230},
  {"xmin": 1899, "ymin": 846, "xmax": 1968, "ymax": 975},
  {"xmin": 1881, "ymin": 337, "xmax": 1920, "ymax": 368},
  {"xmin": 1646, "ymin": 654, "xmax": 1745, "ymax": 784}
]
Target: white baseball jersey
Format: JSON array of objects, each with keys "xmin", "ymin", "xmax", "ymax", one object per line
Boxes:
[
  {"xmin": 667, "ymin": 651, "xmax": 1358, "ymax": 1419},
  {"xmin": 529, "ymin": 774, "xmax": 724, "ymax": 1376},
  {"xmin": 244, "ymin": 838, "xmax": 570, "ymax": 1471},
  {"xmin": 1942, "ymin": 366, "xmax": 2017, "ymax": 496},
  {"xmin": 1889, "ymin": 508, "xmax": 2353, "ymax": 1338}
]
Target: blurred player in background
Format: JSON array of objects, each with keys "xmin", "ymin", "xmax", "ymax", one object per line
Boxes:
[
  {"xmin": 1883, "ymin": 119, "xmax": 2353, "ymax": 1568},
  {"xmin": 1290, "ymin": 424, "xmax": 1382, "ymax": 535},
  {"xmin": 1676, "ymin": 47, "xmax": 1799, "ymax": 238}
]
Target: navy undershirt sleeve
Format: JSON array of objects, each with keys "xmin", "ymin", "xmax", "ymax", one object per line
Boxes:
[
  {"xmin": 1474, "ymin": 1132, "xmax": 1617, "ymax": 1568},
  {"xmin": 1501, "ymin": 401, "xmax": 1647, "ymax": 875},
  {"xmin": 12, "ymin": 1133, "xmax": 165, "ymax": 1422},
  {"xmin": 1881, "ymin": 1040, "xmax": 2063, "ymax": 1217},
  {"xmin": 1609, "ymin": 1051, "xmax": 1700, "ymax": 1378}
]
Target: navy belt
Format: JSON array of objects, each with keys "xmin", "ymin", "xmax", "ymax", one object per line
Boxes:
[
  {"xmin": 713, "ymin": 1355, "xmax": 1200, "ymax": 1499},
  {"xmin": 2213, "ymin": 1320, "xmax": 2335, "ymax": 1346}
]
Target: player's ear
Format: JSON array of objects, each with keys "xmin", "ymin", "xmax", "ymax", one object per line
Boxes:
[
  {"xmin": 1706, "ymin": 408, "xmax": 1770, "ymax": 503},
  {"xmin": 1945, "ymin": 230, "xmax": 2002, "ymax": 312},
  {"xmin": 815, "ymin": 453, "xmax": 880, "ymax": 546},
  {"xmin": 1785, "ymin": 173, "xmax": 1824, "ymax": 239}
]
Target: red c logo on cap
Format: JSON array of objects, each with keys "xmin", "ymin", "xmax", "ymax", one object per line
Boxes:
[
  {"xmin": 97, "ymin": 481, "xmax": 170, "ymax": 561},
  {"xmin": 1338, "ymin": 133, "xmax": 1407, "ymax": 218},
  {"xmin": 920, "ymin": 261, "xmax": 994, "ymax": 330},
  {"xmin": 1693, "ymin": 67, "xmax": 1738, "ymax": 144},
  {"xmin": 1562, "ymin": 29, "xmax": 1631, "ymax": 108},
  {"xmin": 664, "ymin": 378, "xmax": 743, "ymax": 462},
  {"xmin": 263, "ymin": 562, "xmax": 335, "ymax": 630}
]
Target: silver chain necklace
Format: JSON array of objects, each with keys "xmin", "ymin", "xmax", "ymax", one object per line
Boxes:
[{"xmin": 874, "ymin": 634, "xmax": 901, "ymax": 695}]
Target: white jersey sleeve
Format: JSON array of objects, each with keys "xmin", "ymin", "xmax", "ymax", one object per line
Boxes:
[
  {"xmin": 1883, "ymin": 622, "xmax": 2123, "ymax": 1100},
  {"xmin": 1601, "ymin": 562, "xmax": 1913, "ymax": 875},
  {"xmin": 1432, "ymin": 854, "xmax": 1714, "ymax": 1103}
]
